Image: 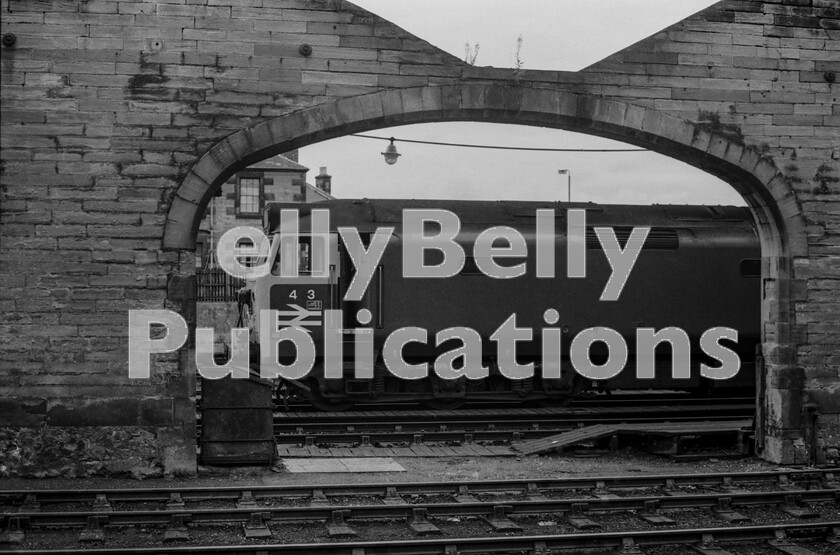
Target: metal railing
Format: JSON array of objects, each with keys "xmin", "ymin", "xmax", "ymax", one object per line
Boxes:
[{"xmin": 196, "ymin": 268, "xmax": 245, "ymax": 302}]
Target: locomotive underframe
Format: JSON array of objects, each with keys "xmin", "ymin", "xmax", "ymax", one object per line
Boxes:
[{"xmin": 272, "ymin": 356, "xmax": 757, "ymax": 410}]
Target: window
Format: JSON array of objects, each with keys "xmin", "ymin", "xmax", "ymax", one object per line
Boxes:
[
  {"xmin": 237, "ymin": 238, "xmax": 255, "ymax": 268},
  {"xmin": 195, "ymin": 244, "xmax": 204, "ymax": 269},
  {"xmin": 271, "ymin": 235, "xmax": 328, "ymax": 276},
  {"xmin": 237, "ymin": 177, "xmax": 262, "ymax": 217}
]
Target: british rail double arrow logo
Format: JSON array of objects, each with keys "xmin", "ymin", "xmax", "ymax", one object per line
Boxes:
[{"xmin": 276, "ymin": 304, "xmax": 323, "ymax": 329}]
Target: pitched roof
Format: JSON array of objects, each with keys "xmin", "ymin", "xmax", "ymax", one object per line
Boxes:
[
  {"xmin": 247, "ymin": 154, "xmax": 309, "ymax": 172},
  {"xmin": 303, "ymin": 182, "xmax": 333, "ymax": 201}
]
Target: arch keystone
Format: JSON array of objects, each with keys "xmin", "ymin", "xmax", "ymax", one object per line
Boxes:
[{"xmin": 483, "ymin": 85, "xmax": 524, "ymax": 118}]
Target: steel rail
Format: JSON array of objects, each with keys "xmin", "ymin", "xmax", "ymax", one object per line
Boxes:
[
  {"xmin": 273, "ymin": 418, "xmax": 750, "ymax": 445},
  {"xmin": 266, "ymin": 403, "xmax": 756, "ymax": 442},
  {"xmin": 568, "ymin": 394, "xmax": 756, "ymax": 405},
  {"xmin": 310, "ymin": 393, "xmax": 757, "ymax": 408},
  {"xmin": 273, "ymin": 408, "xmax": 755, "ymax": 433},
  {"xmin": 268, "ymin": 399, "xmax": 755, "ymax": 413},
  {"xmin": 3, "ymin": 489, "xmax": 838, "ymax": 529},
  {"xmin": 193, "ymin": 402, "xmax": 755, "ymax": 434},
  {"xmin": 272, "ymin": 402, "xmax": 756, "ymax": 423},
  {"xmin": 196, "ymin": 394, "xmax": 756, "ymax": 412},
  {"xmin": 3, "ymin": 521, "xmax": 838, "ymax": 555},
  {"xmin": 2, "ymin": 469, "xmax": 836, "ymax": 510}
]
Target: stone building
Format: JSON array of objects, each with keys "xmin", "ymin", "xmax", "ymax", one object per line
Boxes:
[
  {"xmin": 194, "ymin": 153, "xmax": 332, "ymax": 352},
  {"xmin": 195, "ymin": 152, "xmax": 332, "ymax": 269}
]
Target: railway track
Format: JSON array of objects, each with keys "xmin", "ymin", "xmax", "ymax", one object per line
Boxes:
[
  {"xmin": 4, "ymin": 523, "xmax": 837, "ymax": 555},
  {"xmin": 2, "ymin": 470, "xmax": 838, "ymax": 553},
  {"xmin": 196, "ymin": 400, "xmax": 756, "ymax": 444},
  {"xmin": 271, "ymin": 403, "xmax": 754, "ymax": 446},
  {"xmin": 194, "ymin": 393, "xmax": 757, "ymax": 412}
]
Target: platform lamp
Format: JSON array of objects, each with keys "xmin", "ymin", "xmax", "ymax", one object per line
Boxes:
[
  {"xmin": 559, "ymin": 169, "xmax": 571, "ymax": 202},
  {"xmin": 381, "ymin": 137, "xmax": 401, "ymax": 165}
]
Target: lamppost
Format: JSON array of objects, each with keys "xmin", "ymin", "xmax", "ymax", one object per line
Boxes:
[{"xmin": 558, "ymin": 169, "xmax": 571, "ymax": 202}]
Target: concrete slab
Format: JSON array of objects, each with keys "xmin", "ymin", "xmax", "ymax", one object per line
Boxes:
[
  {"xmin": 342, "ymin": 457, "xmax": 405, "ymax": 472},
  {"xmin": 281, "ymin": 457, "xmax": 406, "ymax": 473},
  {"xmin": 276, "ymin": 444, "xmax": 518, "ymax": 458}
]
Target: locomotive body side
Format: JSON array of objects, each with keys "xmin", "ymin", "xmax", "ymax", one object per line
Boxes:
[{"xmin": 249, "ymin": 199, "xmax": 760, "ymax": 409}]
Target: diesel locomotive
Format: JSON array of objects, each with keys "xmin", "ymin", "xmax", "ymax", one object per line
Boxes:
[{"xmin": 240, "ymin": 199, "xmax": 760, "ymax": 410}]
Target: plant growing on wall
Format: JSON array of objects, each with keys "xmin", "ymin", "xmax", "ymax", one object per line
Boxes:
[
  {"xmin": 695, "ymin": 110, "xmax": 745, "ymax": 145},
  {"xmin": 812, "ymin": 164, "xmax": 839, "ymax": 195},
  {"xmin": 513, "ymin": 34, "xmax": 524, "ymax": 83},
  {"xmin": 464, "ymin": 42, "xmax": 480, "ymax": 65}
]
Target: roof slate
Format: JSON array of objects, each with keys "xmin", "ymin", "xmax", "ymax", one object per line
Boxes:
[{"xmin": 247, "ymin": 154, "xmax": 310, "ymax": 172}]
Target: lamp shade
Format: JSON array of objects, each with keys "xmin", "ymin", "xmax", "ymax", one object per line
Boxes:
[{"xmin": 381, "ymin": 138, "xmax": 401, "ymax": 165}]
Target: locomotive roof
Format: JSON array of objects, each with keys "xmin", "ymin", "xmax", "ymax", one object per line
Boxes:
[{"xmin": 264, "ymin": 199, "xmax": 754, "ymax": 233}]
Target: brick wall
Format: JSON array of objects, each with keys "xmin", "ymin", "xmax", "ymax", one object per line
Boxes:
[{"xmin": 1, "ymin": 0, "xmax": 837, "ymax": 474}]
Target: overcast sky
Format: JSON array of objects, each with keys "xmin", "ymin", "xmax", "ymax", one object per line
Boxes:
[{"xmin": 298, "ymin": 0, "xmax": 745, "ymax": 206}]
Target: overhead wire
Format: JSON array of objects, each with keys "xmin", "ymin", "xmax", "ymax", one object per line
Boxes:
[{"xmin": 350, "ymin": 133, "xmax": 648, "ymax": 152}]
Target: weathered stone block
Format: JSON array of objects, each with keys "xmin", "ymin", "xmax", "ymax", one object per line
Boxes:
[
  {"xmin": 158, "ymin": 426, "xmax": 197, "ymax": 477},
  {"xmin": 0, "ymin": 398, "xmax": 47, "ymax": 427},
  {"xmin": 167, "ymin": 275, "xmax": 196, "ymax": 303},
  {"xmin": 47, "ymin": 398, "xmax": 140, "ymax": 427},
  {"xmin": 0, "ymin": 426, "xmax": 164, "ymax": 479},
  {"xmin": 302, "ymin": 70, "xmax": 377, "ymax": 86},
  {"xmin": 140, "ymin": 397, "xmax": 175, "ymax": 426}
]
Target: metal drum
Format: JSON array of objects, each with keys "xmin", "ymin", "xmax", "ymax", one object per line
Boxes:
[{"xmin": 200, "ymin": 371, "xmax": 275, "ymax": 465}]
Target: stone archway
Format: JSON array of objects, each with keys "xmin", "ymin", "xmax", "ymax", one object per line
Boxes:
[{"xmin": 164, "ymin": 83, "xmax": 808, "ymax": 463}]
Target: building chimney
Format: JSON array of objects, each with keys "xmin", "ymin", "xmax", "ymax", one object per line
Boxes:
[{"xmin": 315, "ymin": 166, "xmax": 332, "ymax": 195}]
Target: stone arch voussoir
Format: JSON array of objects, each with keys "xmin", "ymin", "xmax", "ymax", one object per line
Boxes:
[
  {"xmin": 165, "ymin": 83, "xmax": 807, "ymax": 262},
  {"xmin": 164, "ymin": 82, "xmax": 812, "ymax": 464}
]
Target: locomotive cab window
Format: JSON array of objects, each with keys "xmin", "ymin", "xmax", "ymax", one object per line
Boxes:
[
  {"xmin": 460, "ymin": 256, "xmax": 483, "ymax": 275},
  {"xmin": 740, "ymin": 259, "xmax": 761, "ymax": 278},
  {"xmin": 271, "ymin": 235, "xmax": 328, "ymax": 276}
]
